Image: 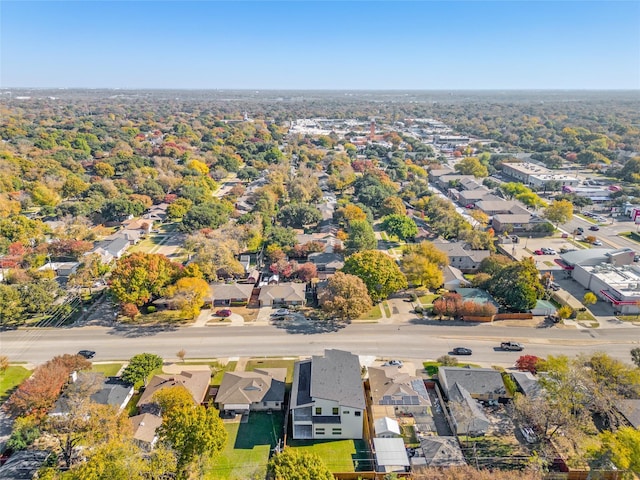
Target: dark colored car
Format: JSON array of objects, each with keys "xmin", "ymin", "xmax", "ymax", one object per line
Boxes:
[
  {"xmin": 215, "ymin": 309, "xmax": 232, "ymax": 317},
  {"xmin": 452, "ymin": 347, "xmax": 472, "ymax": 356},
  {"xmin": 589, "ymin": 225, "xmax": 600, "ymax": 231},
  {"xmin": 78, "ymin": 350, "xmax": 96, "ymax": 359}
]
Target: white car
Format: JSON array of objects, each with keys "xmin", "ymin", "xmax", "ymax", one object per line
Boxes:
[
  {"xmin": 592, "ymin": 240, "xmax": 603, "ymax": 246},
  {"xmin": 541, "ymin": 247, "xmax": 557, "ymax": 255},
  {"xmin": 271, "ymin": 308, "xmax": 291, "ymax": 317},
  {"xmin": 383, "ymin": 360, "xmax": 403, "ymax": 367}
]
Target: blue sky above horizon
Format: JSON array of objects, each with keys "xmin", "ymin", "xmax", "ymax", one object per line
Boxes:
[{"xmin": 1, "ymin": 1, "xmax": 639, "ymax": 90}]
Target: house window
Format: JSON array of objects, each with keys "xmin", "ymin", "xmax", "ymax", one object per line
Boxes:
[
  {"xmin": 354, "ymin": 411, "xmax": 361, "ymax": 417},
  {"xmin": 263, "ymin": 402, "xmax": 267, "ymax": 406},
  {"xmin": 315, "ymin": 407, "xmax": 322, "ymax": 415},
  {"xmin": 332, "ymin": 428, "xmax": 342, "ymax": 435},
  {"xmin": 315, "ymin": 428, "xmax": 325, "ymax": 435},
  {"xmin": 344, "ymin": 411, "xmax": 349, "ymax": 414},
  {"xmin": 332, "ymin": 407, "xmax": 339, "ymax": 415}
]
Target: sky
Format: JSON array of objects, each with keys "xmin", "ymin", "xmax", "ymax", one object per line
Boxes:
[{"xmin": 1, "ymin": 1, "xmax": 639, "ymax": 90}]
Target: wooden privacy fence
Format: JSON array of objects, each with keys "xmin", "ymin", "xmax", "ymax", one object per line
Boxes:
[{"xmin": 494, "ymin": 313, "xmax": 533, "ymax": 321}]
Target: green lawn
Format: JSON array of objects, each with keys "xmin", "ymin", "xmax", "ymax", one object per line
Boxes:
[
  {"xmin": 245, "ymin": 359, "xmax": 295, "ymax": 384},
  {"xmin": 205, "ymin": 412, "xmax": 283, "ymax": 480},
  {"xmin": 401, "ymin": 425, "xmax": 419, "ymax": 448},
  {"xmin": 418, "ymin": 294, "xmax": 438, "ymax": 305},
  {"xmin": 0, "ymin": 366, "xmax": 32, "ymax": 401},
  {"xmin": 358, "ymin": 304, "xmax": 382, "ymax": 321},
  {"xmin": 423, "ymin": 361, "xmax": 481, "ymax": 376},
  {"xmin": 288, "ymin": 438, "xmax": 372, "ymax": 472},
  {"xmin": 211, "ymin": 361, "xmax": 238, "ymax": 386},
  {"xmin": 91, "ymin": 363, "xmax": 123, "ymax": 377},
  {"xmin": 382, "ymin": 301, "xmax": 391, "ymax": 317}
]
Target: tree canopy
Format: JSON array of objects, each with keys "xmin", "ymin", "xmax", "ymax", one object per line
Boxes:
[{"xmin": 342, "ymin": 250, "xmax": 407, "ymax": 302}]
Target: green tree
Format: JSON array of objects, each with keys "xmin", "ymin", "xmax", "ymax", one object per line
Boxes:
[
  {"xmin": 543, "ymin": 199, "xmax": 574, "ymax": 229},
  {"xmin": 345, "ymin": 219, "xmax": 377, "ymax": 254},
  {"xmin": 278, "ymin": 203, "xmax": 322, "ymax": 228},
  {"xmin": 319, "ymin": 272, "xmax": 372, "ymax": 321},
  {"xmin": 478, "ymin": 255, "xmax": 514, "ymax": 276},
  {"xmin": 583, "ymin": 292, "xmax": 597, "ymax": 307},
  {"xmin": 100, "ymin": 197, "xmax": 146, "ymax": 222},
  {"xmin": 382, "ymin": 214, "xmax": 418, "ymax": 241},
  {"xmin": 557, "ymin": 305, "xmax": 573, "ymax": 320},
  {"xmin": 166, "ymin": 198, "xmax": 193, "ymax": 220},
  {"xmin": 109, "ymin": 253, "xmax": 181, "ymax": 306},
  {"xmin": 121, "ymin": 353, "xmax": 163, "ymax": 387},
  {"xmin": 342, "ymin": 250, "xmax": 407, "ymax": 302},
  {"xmin": 6, "ymin": 416, "xmax": 40, "ymax": 451},
  {"xmin": 158, "ymin": 402, "xmax": 227, "ymax": 477},
  {"xmin": 0, "ymin": 284, "xmax": 25, "ymax": 326},
  {"xmin": 488, "ymin": 258, "xmax": 543, "ymax": 311},
  {"xmin": 181, "ymin": 201, "xmax": 231, "ymax": 232},
  {"xmin": 379, "ymin": 196, "xmax": 407, "ymax": 216},
  {"xmin": 454, "ymin": 157, "xmax": 488, "ymax": 177},
  {"xmin": 267, "ymin": 449, "xmax": 333, "ymax": 480}
]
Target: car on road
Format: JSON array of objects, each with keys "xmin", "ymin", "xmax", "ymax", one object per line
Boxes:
[
  {"xmin": 534, "ymin": 249, "xmax": 544, "ymax": 255},
  {"xmin": 271, "ymin": 308, "xmax": 291, "ymax": 317},
  {"xmin": 383, "ymin": 360, "xmax": 403, "ymax": 367},
  {"xmin": 215, "ymin": 309, "xmax": 232, "ymax": 317},
  {"xmin": 592, "ymin": 240, "xmax": 603, "ymax": 246},
  {"xmin": 576, "ymin": 227, "xmax": 584, "ymax": 234},
  {"xmin": 452, "ymin": 347, "xmax": 472, "ymax": 356},
  {"xmin": 78, "ymin": 350, "xmax": 96, "ymax": 359},
  {"xmin": 500, "ymin": 341, "xmax": 524, "ymax": 351},
  {"xmin": 589, "ymin": 225, "xmax": 600, "ymax": 231}
]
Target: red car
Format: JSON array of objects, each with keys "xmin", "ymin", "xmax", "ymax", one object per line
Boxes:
[
  {"xmin": 215, "ymin": 309, "xmax": 232, "ymax": 317},
  {"xmin": 534, "ymin": 249, "xmax": 544, "ymax": 255}
]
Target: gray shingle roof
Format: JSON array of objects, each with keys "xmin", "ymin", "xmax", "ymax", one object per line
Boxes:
[
  {"xmin": 438, "ymin": 366, "xmax": 506, "ymax": 398},
  {"xmin": 310, "ymin": 350, "xmax": 365, "ymax": 409}
]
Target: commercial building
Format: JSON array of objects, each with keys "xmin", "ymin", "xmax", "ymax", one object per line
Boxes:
[{"xmin": 501, "ymin": 162, "xmax": 579, "ymax": 188}]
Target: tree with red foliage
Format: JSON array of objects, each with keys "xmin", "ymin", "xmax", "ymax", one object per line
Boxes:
[
  {"xmin": 296, "ymin": 262, "xmax": 318, "ymax": 282},
  {"xmin": 121, "ymin": 303, "xmax": 140, "ymax": 321},
  {"xmin": 516, "ymin": 355, "xmax": 542, "ymax": 374},
  {"xmin": 4, "ymin": 354, "xmax": 91, "ymax": 418},
  {"xmin": 433, "ymin": 293, "xmax": 463, "ymax": 319}
]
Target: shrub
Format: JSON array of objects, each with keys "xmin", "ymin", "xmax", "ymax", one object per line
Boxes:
[
  {"xmin": 146, "ymin": 306, "xmax": 157, "ymax": 313},
  {"xmin": 437, "ymin": 355, "xmax": 458, "ymax": 366}
]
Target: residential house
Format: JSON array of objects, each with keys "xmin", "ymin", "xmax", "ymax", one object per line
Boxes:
[
  {"xmin": 428, "ymin": 167, "xmax": 455, "ymax": 182},
  {"xmin": 438, "ymin": 367, "xmax": 508, "ymax": 402},
  {"xmin": 51, "ymin": 372, "xmax": 134, "ymax": 416},
  {"xmin": 307, "ymin": 252, "xmax": 344, "ymax": 273},
  {"xmin": 368, "ymin": 366, "xmax": 431, "ymax": 416},
  {"xmin": 437, "ymin": 175, "xmax": 476, "ymax": 190},
  {"xmin": 209, "ymin": 283, "xmax": 254, "ymax": 306},
  {"xmin": 442, "ymin": 265, "xmax": 470, "ymax": 291},
  {"xmin": 122, "ymin": 218, "xmax": 153, "ymax": 234},
  {"xmin": 373, "ymin": 437, "xmax": 410, "ymax": 474},
  {"xmin": 446, "ymin": 382, "xmax": 490, "ymax": 435},
  {"xmin": 37, "ymin": 262, "xmax": 79, "ymax": 278},
  {"xmin": 130, "ymin": 413, "xmax": 163, "ymax": 448},
  {"xmin": 492, "ymin": 213, "xmax": 552, "ymax": 233},
  {"xmin": 431, "ymin": 241, "xmax": 491, "ymax": 273},
  {"xmin": 86, "ymin": 247, "xmax": 114, "ymax": 265},
  {"xmin": 103, "ymin": 237, "xmax": 130, "ymax": 260},
  {"xmin": 215, "ymin": 368, "xmax": 286, "ymax": 415},
  {"xmin": 475, "ymin": 200, "xmax": 526, "ymax": 216},
  {"xmin": 295, "ymin": 233, "xmax": 343, "ymax": 253},
  {"xmin": 290, "ymin": 349, "xmax": 365, "ymax": 440},
  {"xmin": 137, "ymin": 371, "xmax": 211, "ymax": 414},
  {"xmin": 412, "ymin": 437, "xmax": 467, "ymax": 469},
  {"xmin": 258, "ymin": 283, "xmax": 306, "ymax": 307},
  {"xmin": 456, "ymin": 190, "xmax": 501, "ymax": 207},
  {"xmin": 144, "ymin": 203, "xmax": 169, "ymax": 223}
]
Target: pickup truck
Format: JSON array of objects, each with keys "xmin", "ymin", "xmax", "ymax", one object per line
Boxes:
[{"xmin": 500, "ymin": 341, "xmax": 524, "ymax": 351}]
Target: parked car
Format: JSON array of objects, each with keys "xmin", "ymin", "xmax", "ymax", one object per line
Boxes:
[
  {"xmin": 271, "ymin": 308, "xmax": 291, "ymax": 317},
  {"xmin": 560, "ymin": 248, "xmax": 577, "ymax": 254},
  {"xmin": 541, "ymin": 247, "xmax": 557, "ymax": 255},
  {"xmin": 383, "ymin": 360, "xmax": 403, "ymax": 367},
  {"xmin": 452, "ymin": 347, "xmax": 472, "ymax": 356},
  {"xmin": 534, "ymin": 249, "xmax": 544, "ymax": 255},
  {"xmin": 592, "ymin": 240, "xmax": 603, "ymax": 246},
  {"xmin": 215, "ymin": 309, "xmax": 232, "ymax": 317},
  {"xmin": 78, "ymin": 350, "xmax": 96, "ymax": 359},
  {"xmin": 549, "ymin": 282, "xmax": 560, "ymax": 291},
  {"xmin": 500, "ymin": 341, "xmax": 524, "ymax": 351},
  {"xmin": 576, "ymin": 227, "xmax": 584, "ymax": 234},
  {"xmin": 589, "ymin": 225, "xmax": 600, "ymax": 231}
]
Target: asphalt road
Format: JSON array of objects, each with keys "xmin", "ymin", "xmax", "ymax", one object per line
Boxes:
[
  {"xmin": 2, "ymin": 321, "xmax": 638, "ymax": 367},
  {"xmin": 561, "ymin": 215, "xmax": 640, "ymax": 252}
]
